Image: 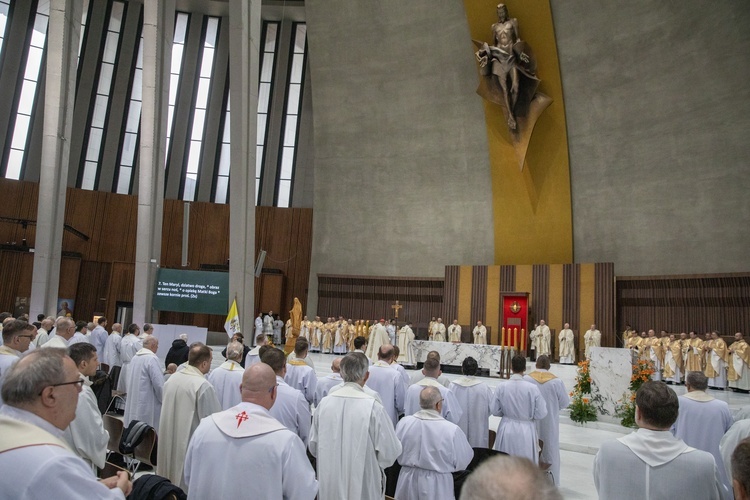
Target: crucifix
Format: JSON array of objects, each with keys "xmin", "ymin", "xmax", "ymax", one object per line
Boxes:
[{"xmin": 391, "ymin": 300, "xmax": 403, "ymax": 319}]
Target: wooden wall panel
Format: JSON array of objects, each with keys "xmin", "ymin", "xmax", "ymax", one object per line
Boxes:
[
  {"xmin": 532, "ymin": 264, "xmax": 549, "ymax": 324},
  {"xmin": 469, "ymin": 266, "xmax": 487, "ymax": 341},
  {"xmin": 457, "ymin": 266, "xmax": 472, "ymax": 326},
  {"xmin": 75, "ymin": 261, "xmax": 111, "ymax": 322},
  {"xmin": 443, "ymin": 266, "xmax": 459, "ymax": 325},
  {"xmin": 486, "ymin": 266, "xmax": 501, "ymax": 345}
]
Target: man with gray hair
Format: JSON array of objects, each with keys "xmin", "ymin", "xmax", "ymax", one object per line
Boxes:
[
  {"xmin": 34, "ymin": 317, "xmax": 53, "ymax": 348},
  {"xmin": 395, "ymin": 386, "xmax": 473, "ymax": 500},
  {"xmin": 208, "ymin": 340, "xmax": 245, "ymax": 409},
  {"xmin": 123, "ymin": 335, "xmax": 163, "ymax": 431},
  {"xmin": 460, "ymin": 455, "xmax": 562, "ymax": 500},
  {"xmin": 0, "ymin": 349, "xmax": 132, "ymax": 498},
  {"xmin": 673, "ymin": 370, "xmax": 733, "ymax": 496},
  {"xmin": 310, "ymin": 352, "xmax": 401, "ymax": 500},
  {"xmin": 43, "ymin": 317, "xmax": 76, "ymax": 349}
]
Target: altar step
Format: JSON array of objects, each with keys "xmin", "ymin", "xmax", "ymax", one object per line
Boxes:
[{"xmin": 557, "ymin": 411, "xmax": 632, "ymax": 455}]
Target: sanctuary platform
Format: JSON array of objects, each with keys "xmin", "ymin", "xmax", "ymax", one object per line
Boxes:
[{"xmin": 411, "ymin": 340, "xmax": 505, "ymax": 376}]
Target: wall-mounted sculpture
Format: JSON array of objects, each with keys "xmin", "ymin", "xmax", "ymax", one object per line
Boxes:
[{"xmin": 474, "ymin": 3, "xmax": 552, "ymax": 171}]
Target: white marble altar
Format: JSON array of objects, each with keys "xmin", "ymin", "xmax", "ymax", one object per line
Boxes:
[
  {"xmin": 588, "ymin": 347, "xmax": 632, "ymax": 417},
  {"xmin": 410, "ymin": 340, "xmax": 505, "ymax": 375}
]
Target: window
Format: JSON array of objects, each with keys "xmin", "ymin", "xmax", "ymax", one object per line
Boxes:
[
  {"xmin": 255, "ymin": 21, "xmax": 279, "ymax": 204},
  {"xmin": 4, "ymin": 0, "xmax": 49, "ymax": 180},
  {"xmin": 0, "ymin": 0, "xmax": 11, "ymax": 57},
  {"xmin": 165, "ymin": 12, "xmax": 190, "ymax": 165},
  {"xmin": 114, "ymin": 34, "xmax": 143, "ymax": 194},
  {"xmin": 213, "ymin": 92, "xmax": 230, "ymax": 203},
  {"xmin": 78, "ymin": 1, "xmax": 124, "ymax": 190},
  {"xmin": 275, "ymin": 23, "xmax": 306, "ymax": 207},
  {"xmin": 181, "ymin": 16, "xmax": 219, "ymax": 201}
]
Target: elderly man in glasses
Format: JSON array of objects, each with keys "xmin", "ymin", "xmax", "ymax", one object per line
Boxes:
[
  {"xmin": 0, "ymin": 319, "xmax": 35, "ymax": 405},
  {"xmin": 0, "ymin": 348, "xmax": 132, "ymax": 498}
]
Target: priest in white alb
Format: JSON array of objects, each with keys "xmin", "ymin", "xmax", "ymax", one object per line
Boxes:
[
  {"xmin": 365, "ymin": 319, "xmax": 391, "ymax": 362},
  {"xmin": 207, "ymin": 341, "xmax": 245, "ymax": 410},
  {"xmin": 314, "ymin": 357, "xmax": 344, "ymax": 406},
  {"xmin": 524, "ymin": 355, "xmax": 570, "ymax": 485},
  {"xmin": 449, "ymin": 356, "xmax": 492, "ymax": 447},
  {"xmin": 729, "ymin": 332, "xmax": 750, "ymax": 392},
  {"xmin": 394, "ymin": 386, "xmax": 474, "ymax": 500},
  {"xmin": 536, "ymin": 320, "xmax": 551, "ymax": 357},
  {"xmin": 117, "ymin": 323, "xmax": 142, "ymax": 392},
  {"xmin": 184, "ymin": 363, "xmax": 318, "ymax": 499},
  {"xmin": 448, "ymin": 320, "xmax": 462, "ymax": 342},
  {"xmin": 491, "ymin": 355, "xmax": 548, "ymax": 462},
  {"xmin": 473, "ymin": 321, "xmax": 487, "ymax": 344},
  {"xmin": 558, "ymin": 323, "xmax": 575, "ymax": 364},
  {"xmin": 365, "ymin": 345, "xmax": 405, "ymax": 426},
  {"xmin": 157, "ymin": 343, "xmax": 221, "ymax": 492},
  {"xmin": 245, "ymin": 333, "xmax": 268, "ymax": 367},
  {"xmin": 594, "ymin": 381, "xmax": 722, "ymax": 499},
  {"xmin": 123, "ymin": 335, "xmax": 164, "ymax": 431},
  {"xmin": 584, "ymin": 324, "xmax": 601, "ymax": 359},
  {"xmin": 310, "ymin": 352, "xmax": 401, "ymax": 500},
  {"xmin": 284, "ymin": 339, "xmax": 318, "ymax": 405},
  {"xmin": 397, "ymin": 321, "xmax": 415, "ymax": 365},
  {"xmin": 430, "ymin": 318, "xmax": 447, "ymax": 342},
  {"xmin": 405, "ymin": 356, "xmax": 462, "ymax": 424},
  {"xmin": 262, "ymin": 347, "xmax": 311, "ymax": 444}
]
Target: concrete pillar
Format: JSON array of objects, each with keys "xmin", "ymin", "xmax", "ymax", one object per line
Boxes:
[
  {"xmin": 133, "ymin": 0, "xmax": 174, "ymax": 326},
  {"xmin": 30, "ymin": 0, "xmax": 82, "ymax": 318},
  {"xmin": 228, "ymin": 0, "xmax": 261, "ymax": 335}
]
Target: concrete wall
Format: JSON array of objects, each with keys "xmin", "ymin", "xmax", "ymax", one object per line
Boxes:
[
  {"xmin": 552, "ymin": 0, "xmax": 750, "ymax": 275},
  {"xmin": 304, "ymin": 0, "xmax": 495, "ymax": 313}
]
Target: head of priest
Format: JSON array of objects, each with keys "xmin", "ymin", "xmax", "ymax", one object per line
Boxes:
[
  {"xmin": 422, "ymin": 356, "xmax": 442, "ymax": 379},
  {"xmin": 141, "ymin": 335, "xmax": 158, "ymax": 354},
  {"xmin": 536, "ymin": 355, "xmax": 551, "ymax": 371},
  {"xmin": 685, "ymin": 371, "xmax": 708, "ymax": 393},
  {"xmin": 711, "ymin": 330, "xmax": 721, "ymax": 340},
  {"xmin": 331, "ymin": 358, "xmax": 342, "ymax": 373},
  {"xmin": 1, "ymin": 348, "xmax": 83, "ymax": 430},
  {"xmin": 452, "ymin": 319, "xmax": 459, "ymax": 326},
  {"xmin": 476, "ymin": 320, "xmax": 483, "ymax": 327},
  {"xmin": 511, "ymin": 355, "xmax": 526, "ymax": 376},
  {"xmin": 75, "ymin": 321, "xmax": 88, "ymax": 336},
  {"xmin": 255, "ymin": 333, "xmax": 268, "ymax": 347},
  {"xmin": 462, "ymin": 357, "xmax": 478, "ymax": 377},
  {"xmin": 437, "ymin": 318, "xmax": 443, "ymax": 324},
  {"xmin": 55, "ymin": 317, "xmax": 76, "ymax": 341},
  {"xmin": 340, "ymin": 352, "xmax": 370, "ymax": 387},
  {"xmin": 732, "ymin": 438, "xmax": 750, "ymax": 500},
  {"xmin": 419, "ymin": 386, "xmax": 443, "ymax": 414},
  {"xmin": 143, "ymin": 324, "xmax": 153, "ymax": 336},
  {"xmin": 2, "ymin": 320, "xmax": 34, "ymax": 354},
  {"xmin": 540, "ymin": 320, "xmax": 546, "ymax": 327},
  {"xmin": 736, "ymin": 332, "xmax": 745, "ymax": 342},
  {"xmin": 680, "ymin": 332, "xmax": 687, "ymax": 340},
  {"xmin": 188, "ymin": 343, "xmax": 213, "ymax": 375},
  {"xmin": 392, "ymin": 345, "xmax": 400, "ymax": 363},
  {"xmin": 166, "ymin": 363, "xmax": 177, "ymax": 375},
  {"xmin": 111, "ymin": 323, "xmax": 122, "ymax": 334},
  {"xmin": 261, "ymin": 347, "xmax": 287, "ymax": 378},
  {"xmin": 669, "ymin": 334, "xmax": 675, "ymax": 342},
  {"xmin": 68, "ymin": 342, "xmax": 99, "ymax": 379},
  {"xmin": 41, "ymin": 317, "xmax": 54, "ymax": 332},
  {"xmin": 231, "ymin": 333, "xmax": 244, "ymax": 345},
  {"xmin": 86, "ymin": 322, "xmax": 96, "ymax": 333},
  {"xmin": 647, "ymin": 329, "xmax": 655, "ymax": 338},
  {"xmin": 353, "ymin": 336, "xmax": 368, "ymax": 352},
  {"xmin": 564, "ymin": 322, "xmax": 570, "ymax": 329},
  {"xmin": 634, "ymin": 381, "xmax": 678, "ymax": 431},
  {"xmin": 126, "ymin": 323, "xmax": 140, "ymax": 337},
  {"xmin": 240, "ymin": 363, "xmax": 278, "ymax": 410},
  {"xmin": 459, "ymin": 454, "xmax": 563, "ymax": 500},
  {"xmin": 377, "ymin": 345, "xmax": 394, "ymax": 363},
  {"xmin": 294, "ymin": 339, "xmax": 309, "ymax": 359},
  {"xmin": 590, "ymin": 324, "xmax": 596, "ymax": 331},
  {"xmin": 226, "ymin": 341, "xmax": 244, "ymax": 363}
]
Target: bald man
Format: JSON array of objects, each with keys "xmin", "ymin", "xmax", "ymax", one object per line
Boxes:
[
  {"xmin": 314, "ymin": 358, "xmax": 344, "ymax": 406},
  {"xmin": 185, "ymin": 363, "xmax": 317, "ymax": 499}
]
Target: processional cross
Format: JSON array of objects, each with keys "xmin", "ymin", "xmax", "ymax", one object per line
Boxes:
[{"xmin": 391, "ymin": 300, "xmax": 403, "ymax": 319}]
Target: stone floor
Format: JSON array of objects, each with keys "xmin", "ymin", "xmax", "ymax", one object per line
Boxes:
[{"xmin": 207, "ymin": 348, "xmax": 750, "ymax": 500}]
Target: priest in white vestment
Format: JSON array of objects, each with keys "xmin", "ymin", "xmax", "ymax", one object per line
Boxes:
[
  {"xmin": 524, "ymin": 355, "xmax": 570, "ymax": 485},
  {"xmin": 397, "ymin": 322, "xmax": 415, "ymax": 365},
  {"xmin": 263, "ymin": 311, "xmax": 274, "ymax": 336},
  {"xmin": 103, "ymin": 323, "xmax": 122, "ymax": 368},
  {"xmin": 365, "ymin": 345, "xmax": 406, "ymax": 426},
  {"xmin": 390, "ymin": 347, "xmax": 411, "ymax": 387},
  {"xmin": 123, "ymin": 336, "xmax": 164, "ymax": 431},
  {"xmin": 395, "ymin": 386, "xmax": 473, "ymax": 500},
  {"xmin": 405, "ymin": 357, "xmax": 462, "ymax": 425},
  {"xmin": 728, "ymin": 332, "xmax": 750, "ymax": 392},
  {"xmin": 473, "ymin": 321, "xmax": 487, "ymax": 344},
  {"xmin": 491, "ymin": 355, "xmax": 547, "ymax": 463},
  {"xmin": 558, "ymin": 323, "xmax": 575, "ymax": 364},
  {"xmin": 43, "ymin": 317, "xmax": 76, "ymax": 349},
  {"xmin": 33, "ymin": 318, "xmax": 53, "ymax": 347},
  {"xmin": 157, "ymin": 344, "xmax": 221, "ymax": 492},
  {"xmin": 720, "ymin": 418, "xmax": 750, "ymax": 485},
  {"xmin": 448, "ymin": 356, "xmax": 492, "ymax": 447},
  {"xmin": 705, "ymin": 330, "xmax": 729, "ymax": 389},
  {"xmin": 310, "ymin": 352, "xmax": 402, "ymax": 500},
  {"xmin": 536, "ymin": 320, "xmax": 551, "ymax": 357},
  {"xmin": 254, "ymin": 313, "xmax": 263, "ymax": 341},
  {"xmin": 207, "ymin": 341, "xmax": 245, "ymax": 410},
  {"xmin": 64, "ymin": 343, "xmax": 109, "ymax": 471},
  {"xmin": 117, "ymin": 324, "xmax": 142, "ymax": 392},
  {"xmin": 595, "ymin": 380, "xmax": 722, "ymax": 500},
  {"xmin": 410, "ymin": 350, "xmax": 452, "ymax": 388},
  {"xmin": 448, "ymin": 320, "xmax": 462, "ymax": 342},
  {"xmin": 0, "ymin": 349, "xmax": 132, "ymax": 498},
  {"xmin": 89, "ymin": 317, "xmax": 108, "ymax": 356},
  {"xmin": 245, "ymin": 333, "xmax": 268, "ymax": 366},
  {"xmin": 315, "ymin": 358, "xmax": 344, "ymax": 406},
  {"xmin": 583, "ymin": 324, "xmax": 601, "ymax": 359},
  {"xmin": 365, "ymin": 319, "xmax": 391, "ymax": 362},
  {"xmin": 386, "ymin": 319, "xmax": 397, "ymax": 346},
  {"xmin": 0, "ymin": 320, "xmax": 33, "ymax": 405},
  {"xmin": 184, "ymin": 363, "xmax": 317, "ymax": 499},
  {"xmin": 284, "ymin": 339, "xmax": 318, "ymax": 405},
  {"xmin": 430, "ymin": 318, "xmax": 447, "ymax": 342},
  {"xmin": 673, "ymin": 371, "xmax": 734, "ymax": 497},
  {"xmin": 261, "ymin": 347, "xmax": 311, "ymax": 444}
]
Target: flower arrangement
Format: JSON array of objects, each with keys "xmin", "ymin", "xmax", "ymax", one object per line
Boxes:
[
  {"xmin": 615, "ymin": 359, "xmax": 655, "ymax": 428},
  {"xmin": 569, "ymin": 360, "xmax": 597, "ymax": 424}
]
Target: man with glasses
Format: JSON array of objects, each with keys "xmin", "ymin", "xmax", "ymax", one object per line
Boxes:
[
  {"xmin": 0, "ymin": 348, "xmax": 132, "ymax": 498},
  {"xmin": 64, "ymin": 343, "xmax": 109, "ymax": 472},
  {"xmin": 184, "ymin": 362, "xmax": 318, "ymax": 499},
  {"xmin": 0, "ymin": 320, "xmax": 35, "ymax": 404},
  {"xmin": 394, "ymin": 386, "xmax": 473, "ymax": 500}
]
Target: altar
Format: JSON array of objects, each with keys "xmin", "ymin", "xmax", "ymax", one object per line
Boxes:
[{"xmin": 410, "ymin": 340, "xmax": 505, "ymax": 376}]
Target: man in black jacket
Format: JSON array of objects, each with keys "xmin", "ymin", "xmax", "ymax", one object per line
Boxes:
[{"xmin": 165, "ymin": 334, "xmax": 190, "ymax": 368}]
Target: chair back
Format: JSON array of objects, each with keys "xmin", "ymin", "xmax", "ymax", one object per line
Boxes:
[
  {"xmin": 103, "ymin": 415, "xmax": 124, "ymax": 454},
  {"xmin": 133, "ymin": 427, "xmax": 158, "ymax": 467}
]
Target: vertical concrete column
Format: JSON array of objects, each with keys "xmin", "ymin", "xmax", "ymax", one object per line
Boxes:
[
  {"xmin": 30, "ymin": 0, "xmax": 82, "ymax": 318},
  {"xmin": 228, "ymin": 0, "xmax": 261, "ymax": 335},
  {"xmin": 133, "ymin": 0, "xmax": 174, "ymax": 326}
]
